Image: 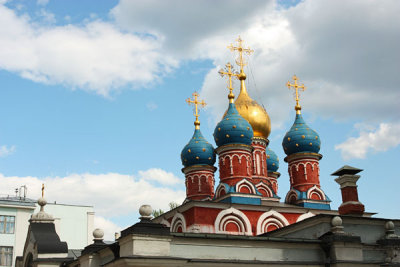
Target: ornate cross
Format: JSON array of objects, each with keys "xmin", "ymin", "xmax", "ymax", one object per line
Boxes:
[
  {"xmin": 286, "ymin": 75, "xmax": 306, "ymax": 114},
  {"xmin": 218, "ymin": 62, "xmax": 238, "ymax": 103},
  {"xmin": 41, "ymin": 183, "xmax": 45, "ymax": 198},
  {"xmin": 227, "ymin": 36, "xmax": 254, "ymax": 74},
  {"xmin": 186, "ymin": 92, "xmax": 206, "ymax": 129}
]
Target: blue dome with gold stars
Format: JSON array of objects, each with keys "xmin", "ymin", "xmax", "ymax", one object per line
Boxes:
[
  {"xmin": 181, "ymin": 129, "xmax": 216, "ymax": 168},
  {"xmin": 266, "ymin": 147, "xmax": 279, "ymax": 172},
  {"xmin": 282, "ymin": 114, "xmax": 321, "ymax": 156},
  {"xmin": 213, "ymin": 103, "xmax": 253, "ymax": 147}
]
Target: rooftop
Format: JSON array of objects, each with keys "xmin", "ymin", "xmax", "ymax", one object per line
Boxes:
[{"xmin": 0, "ymin": 195, "xmax": 36, "ymax": 207}]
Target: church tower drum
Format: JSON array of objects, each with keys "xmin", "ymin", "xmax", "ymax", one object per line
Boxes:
[
  {"xmin": 181, "ymin": 92, "xmax": 216, "ymax": 201},
  {"xmin": 226, "ymin": 37, "xmax": 277, "ymax": 200},
  {"xmin": 282, "ymin": 75, "xmax": 330, "ymax": 210},
  {"xmin": 214, "ymin": 63, "xmax": 254, "ymax": 188}
]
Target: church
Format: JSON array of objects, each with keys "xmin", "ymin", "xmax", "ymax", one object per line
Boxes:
[{"xmin": 15, "ymin": 38, "xmax": 400, "ymax": 267}]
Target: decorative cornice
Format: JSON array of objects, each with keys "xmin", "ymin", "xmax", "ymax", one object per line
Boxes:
[
  {"xmin": 334, "ymin": 174, "xmax": 360, "ymax": 188},
  {"xmin": 284, "ymin": 152, "xmax": 322, "ymax": 163},
  {"xmin": 216, "ymin": 143, "xmax": 253, "ymax": 154},
  {"xmin": 252, "ymin": 137, "xmax": 268, "ymax": 147},
  {"xmin": 182, "ymin": 165, "xmax": 217, "ymax": 174}
]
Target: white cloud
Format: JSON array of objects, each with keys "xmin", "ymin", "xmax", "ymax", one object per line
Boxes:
[
  {"xmin": 0, "ymin": 3, "xmax": 178, "ymax": 96},
  {"xmin": 335, "ymin": 123, "xmax": 400, "ymax": 160},
  {"xmin": 0, "ymin": 170, "xmax": 186, "ymax": 238},
  {"xmin": 111, "ymin": 0, "xmax": 271, "ymax": 57},
  {"xmin": 1, "ymin": 0, "xmax": 399, "ymax": 124},
  {"xmin": 112, "ymin": 0, "xmax": 400, "ymax": 126},
  {"xmin": 0, "ymin": 145, "xmax": 16, "ymax": 157},
  {"xmin": 138, "ymin": 168, "xmax": 181, "ymax": 185},
  {"xmin": 36, "ymin": 8, "xmax": 56, "ymax": 24}
]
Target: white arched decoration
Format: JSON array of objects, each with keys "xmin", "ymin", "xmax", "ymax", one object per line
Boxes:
[
  {"xmin": 236, "ymin": 179, "xmax": 256, "ymax": 194},
  {"xmin": 171, "ymin": 213, "xmax": 186, "ymax": 233},
  {"xmin": 285, "ymin": 189, "xmax": 298, "ymax": 204},
  {"xmin": 289, "ymin": 160, "xmax": 319, "ymax": 181},
  {"xmin": 256, "ymin": 153, "xmax": 261, "ymax": 175},
  {"xmin": 215, "ymin": 183, "xmax": 228, "ymax": 198},
  {"xmin": 214, "ymin": 208, "xmax": 252, "ymax": 235},
  {"xmin": 296, "ymin": 212, "xmax": 315, "ymax": 223},
  {"xmin": 307, "ymin": 185, "xmax": 326, "ymax": 201},
  {"xmin": 255, "ymin": 182, "xmax": 273, "ymax": 198},
  {"xmin": 256, "ymin": 210, "xmax": 290, "ymax": 235},
  {"xmin": 159, "ymin": 218, "xmax": 171, "ymax": 227}
]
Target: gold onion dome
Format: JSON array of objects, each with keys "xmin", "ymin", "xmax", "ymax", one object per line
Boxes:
[
  {"xmin": 235, "ymin": 75, "xmax": 271, "ymax": 139},
  {"xmin": 224, "ymin": 36, "xmax": 271, "ymax": 139}
]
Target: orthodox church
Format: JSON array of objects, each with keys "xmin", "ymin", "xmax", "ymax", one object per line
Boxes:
[
  {"xmin": 15, "ymin": 38, "xmax": 400, "ymax": 267},
  {"xmin": 153, "ymin": 37, "xmax": 349, "ymax": 234}
]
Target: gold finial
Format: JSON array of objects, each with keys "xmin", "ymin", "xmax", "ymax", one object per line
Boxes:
[
  {"xmin": 286, "ymin": 75, "xmax": 306, "ymax": 114},
  {"xmin": 227, "ymin": 36, "xmax": 254, "ymax": 79},
  {"xmin": 218, "ymin": 62, "xmax": 238, "ymax": 103},
  {"xmin": 41, "ymin": 183, "xmax": 45, "ymax": 198},
  {"xmin": 186, "ymin": 92, "xmax": 206, "ymax": 130}
]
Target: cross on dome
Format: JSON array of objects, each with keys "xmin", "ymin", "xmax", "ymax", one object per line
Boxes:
[
  {"xmin": 218, "ymin": 62, "xmax": 238, "ymax": 103},
  {"xmin": 227, "ymin": 36, "xmax": 254, "ymax": 76},
  {"xmin": 186, "ymin": 92, "xmax": 206, "ymax": 129},
  {"xmin": 287, "ymin": 75, "xmax": 306, "ymax": 114}
]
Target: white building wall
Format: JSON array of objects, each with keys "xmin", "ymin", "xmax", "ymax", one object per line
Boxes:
[
  {"xmin": 0, "ymin": 205, "xmax": 35, "ymax": 267},
  {"xmin": 1, "ymin": 199, "xmax": 94, "ymax": 267},
  {"xmin": 14, "ymin": 208, "xmax": 34, "ymax": 263},
  {"xmin": 36, "ymin": 203, "xmax": 94, "ymax": 249},
  {"xmin": 87, "ymin": 212, "xmax": 95, "ymax": 245}
]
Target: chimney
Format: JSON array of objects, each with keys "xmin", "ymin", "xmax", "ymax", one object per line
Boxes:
[{"xmin": 332, "ymin": 165, "xmax": 365, "ymax": 215}]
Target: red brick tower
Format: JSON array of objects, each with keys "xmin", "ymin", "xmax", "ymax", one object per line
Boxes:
[
  {"xmin": 282, "ymin": 76, "xmax": 330, "ymax": 209},
  {"xmin": 181, "ymin": 92, "xmax": 216, "ymax": 201},
  {"xmin": 214, "ymin": 63, "xmax": 257, "ymax": 199}
]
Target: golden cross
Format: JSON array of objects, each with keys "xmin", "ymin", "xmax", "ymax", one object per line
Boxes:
[
  {"xmin": 218, "ymin": 62, "xmax": 238, "ymax": 103},
  {"xmin": 186, "ymin": 92, "xmax": 206, "ymax": 129},
  {"xmin": 227, "ymin": 36, "xmax": 254, "ymax": 74},
  {"xmin": 286, "ymin": 75, "xmax": 306, "ymax": 114},
  {"xmin": 41, "ymin": 183, "xmax": 45, "ymax": 198}
]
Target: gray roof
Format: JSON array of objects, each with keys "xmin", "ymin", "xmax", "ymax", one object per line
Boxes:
[{"xmin": 0, "ymin": 196, "xmax": 36, "ymax": 207}]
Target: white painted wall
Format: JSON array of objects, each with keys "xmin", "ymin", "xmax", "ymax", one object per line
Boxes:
[
  {"xmin": 37, "ymin": 203, "xmax": 94, "ymax": 249},
  {"xmin": 14, "ymin": 209, "xmax": 34, "ymax": 262},
  {"xmin": 1, "ymin": 200, "xmax": 94, "ymax": 267},
  {"xmin": 0, "ymin": 205, "xmax": 35, "ymax": 267}
]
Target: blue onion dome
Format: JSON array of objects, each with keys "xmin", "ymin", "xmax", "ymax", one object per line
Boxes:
[
  {"xmin": 213, "ymin": 103, "xmax": 254, "ymax": 147},
  {"xmin": 181, "ymin": 129, "xmax": 216, "ymax": 168},
  {"xmin": 266, "ymin": 147, "xmax": 279, "ymax": 172},
  {"xmin": 282, "ymin": 113, "xmax": 321, "ymax": 156}
]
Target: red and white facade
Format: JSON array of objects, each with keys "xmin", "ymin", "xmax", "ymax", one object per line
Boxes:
[
  {"xmin": 183, "ymin": 165, "xmax": 216, "ymax": 201},
  {"xmin": 154, "ymin": 138, "xmax": 337, "ymax": 236}
]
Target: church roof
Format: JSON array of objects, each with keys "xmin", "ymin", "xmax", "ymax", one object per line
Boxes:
[
  {"xmin": 266, "ymin": 147, "xmax": 279, "ymax": 172},
  {"xmin": 181, "ymin": 129, "xmax": 215, "ymax": 168},
  {"xmin": 213, "ymin": 103, "xmax": 253, "ymax": 147},
  {"xmin": 282, "ymin": 113, "xmax": 321, "ymax": 156}
]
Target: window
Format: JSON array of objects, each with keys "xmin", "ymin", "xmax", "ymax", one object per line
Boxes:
[
  {"xmin": 0, "ymin": 247, "xmax": 13, "ymax": 267},
  {"xmin": 0, "ymin": 216, "xmax": 15, "ymax": 234}
]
